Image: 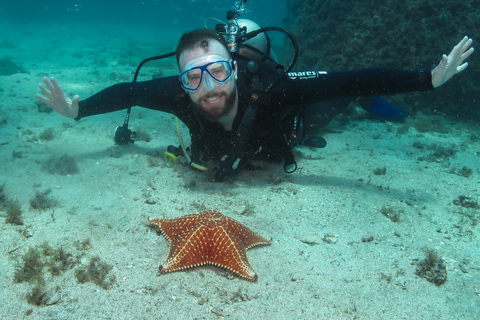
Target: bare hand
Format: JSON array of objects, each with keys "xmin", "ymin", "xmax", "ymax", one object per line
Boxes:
[
  {"xmin": 431, "ymin": 36, "xmax": 474, "ymax": 88},
  {"xmin": 37, "ymin": 77, "xmax": 80, "ymax": 118}
]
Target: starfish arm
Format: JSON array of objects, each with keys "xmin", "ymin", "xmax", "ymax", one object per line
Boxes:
[
  {"xmin": 225, "ymin": 217, "xmax": 272, "ymax": 248},
  {"xmin": 149, "ymin": 214, "xmax": 202, "ymax": 241},
  {"xmin": 208, "ymin": 226, "xmax": 257, "ymax": 281}
]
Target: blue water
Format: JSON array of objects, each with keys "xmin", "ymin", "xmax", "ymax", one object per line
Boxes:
[{"xmin": 2, "ymin": 0, "xmax": 287, "ymax": 29}]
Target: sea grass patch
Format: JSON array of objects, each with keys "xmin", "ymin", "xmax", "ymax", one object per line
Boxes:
[
  {"xmin": 42, "ymin": 154, "xmax": 79, "ymax": 175},
  {"xmin": 0, "ymin": 56, "xmax": 28, "ymax": 75}
]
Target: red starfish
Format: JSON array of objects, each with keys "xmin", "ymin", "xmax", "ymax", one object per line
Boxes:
[{"xmin": 148, "ymin": 210, "xmax": 271, "ymax": 281}]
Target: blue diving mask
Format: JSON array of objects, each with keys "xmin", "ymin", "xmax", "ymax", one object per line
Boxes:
[{"xmin": 180, "ymin": 55, "xmax": 234, "ymax": 92}]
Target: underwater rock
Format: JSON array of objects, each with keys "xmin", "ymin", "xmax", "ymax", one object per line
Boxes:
[{"xmin": 285, "ymin": 0, "xmax": 480, "ymax": 119}]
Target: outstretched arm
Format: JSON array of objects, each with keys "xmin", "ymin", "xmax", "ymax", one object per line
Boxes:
[
  {"xmin": 37, "ymin": 77, "xmax": 79, "ymax": 118},
  {"xmin": 431, "ymin": 36, "xmax": 474, "ymax": 88}
]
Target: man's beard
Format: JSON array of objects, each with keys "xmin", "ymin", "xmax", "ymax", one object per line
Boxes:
[{"xmin": 193, "ymin": 87, "xmax": 237, "ymax": 122}]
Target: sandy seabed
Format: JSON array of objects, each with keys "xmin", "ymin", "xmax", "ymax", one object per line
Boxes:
[{"xmin": 0, "ymin": 22, "xmax": 479, "ymax": 319}]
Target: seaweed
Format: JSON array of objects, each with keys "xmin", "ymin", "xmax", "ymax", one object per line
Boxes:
[
  {"xmin": 74, "ymin": 256, "xmax": 115, "ymax": 289},
  {"xmin": 26, "ymin": 286, "xmax": 50, "ymax": 306},
  {"xmin": 380, "ymin": 272, "xmax": 393, "ymax": 284},
  {"xmin": 12, "ymin": 149, "xmax": 24, "ymax": 159},
  {"xmin": 42, "ymin": 154, "xmax": 79, "ymax": 175},
  {"xmin": 48, "ymin": 246, "xmax": 74, "ymax": 276},
  {"xmin": 29, "ymin": 189, "xmax": 57, "ymax": 211},
  {"xmin": 412, "ymin": 114, "xmax": 447, "ymax": 133},
  {"xmin": 40, "ymin": 243, "xmax": 73, "ymax": 275},
  {"xmin": 416, "ymin": 248, "xmax": 447, "ymax": 286},
  {"xmin": 54, "ymin": 247, "xmax": 74, "ymax": 271},
  {"xmin": 13, "ymin": 243, "xmax": 74, "ymax": 288},
  {"xmin": 373, "ymin": 166, "xmax": 386, "ymax": 175},
  {"xmin": 12, "ymin": 243, "xmax": 76, "ymax": 306},
  {"xmin": 417, "ymin": 144, "xmax": 457, "ymax": 162},
  {"xmin": 26, "ymin": 286, "xmax": 60, "ymax": 306},
  {"xmin": 240, "ymin": 202, "xmax": 255, "ymax": 216},
  {"xmin": 135, "ymin": 129, "xmax": 152, "ymax": 142},
  {"xmin": 0, "ymin": 183, "xmax": 6, "ymax": 203},
  {"xmin": 0, "ymin": 184, "xmax": 24, "ymax": 225},
  {"xmin": 380, "ymin": 205, "xmax": 400, "ymax": 222},
  {"xmin": 74, "ymin": 239, "xmax": 92, "ymax": 251},
  {"xmin": 454, "ymin": 166, "xmax": 473, "ymax": 178},
  {"xmin": 4, "ymin": 200, "xmax": 24, "ymax": 225},
  {"xmin": 146, "ymin": 157, "xmax": 162, "ymax": 167},
  {"xmin": 14, "ymin": 247, "xmax": 45, "ymax": 285},
  {"xmin": 35, "ymin": 100, "xmax": 53, "ymax": 114},
  {"xmin": 0, "ymin": 56, "xmax": 28, "ymax": 75},
  {"xmin": 38, "ymin": 128, "xmax": 56, "ymax": 141},
  {"xmin": 453, "ymin": 195, "xmax": 480, "ymax": 209}
]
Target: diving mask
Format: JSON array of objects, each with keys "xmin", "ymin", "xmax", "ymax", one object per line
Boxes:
[{"xmin": 180, "ymin": 55, "xmax": 234, "ymax": 92}]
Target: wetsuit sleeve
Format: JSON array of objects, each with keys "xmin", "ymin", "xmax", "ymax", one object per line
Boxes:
[
  {"xmin": 76, "ymin": 76, "xmax": 187, "ymax": 120},
  {"xmin": 271, "ymin": 68, "xmax": 433, "ymax": 108}
]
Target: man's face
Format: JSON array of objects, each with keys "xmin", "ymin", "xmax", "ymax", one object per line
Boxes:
[{"xmin": 179, "ymin": 40, "xmax": 237, "ymax": 122}]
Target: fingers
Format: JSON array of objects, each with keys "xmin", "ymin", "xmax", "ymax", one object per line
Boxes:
[
  {"xmin": 446, "ymin": 37, "xmax": 474, "ymax": 70},
  {"xmin": 38, "ymin": 83, "xmax": 52, "ymax": 97},
  {"xmin": 43, "ymin": 76, "xmax": 56, "ymax": 93},
  {"xmin": 37, "ymin": 93, "xmax": 50, "ymax": 105},
  {"xmin": 461, "ymin": 47, "xmax": 474, "ymax": 61},
  {"xmin": 451, "ymin": 36, "xmax": 474, "ymax": 58},
  {"xmin": 38, "ymin": 77, "xmax": 55, "ymax": 101},
  {"xmin": 50, "ymin": 77, "xmax": 66, "ymax": 96},
  {"xmin": 37, "ymin": 83, "xmax": 55, "ymax": 106},
  {"xmin": 457, "ymin": 62, "xmax": 469, "ymax": 73},
  {"xmin": 439, "ymin": 54, "xmax": 448, "ymax": 69},
  {"xmin": 72, "ymin": 95, "xmax": 80, "ymax": 106},
  {"xmin": 39, "ymin": 76, "xmax": 64, "ymax": 97},
  {"xmin": 447, "ymin": 36, "xmax": 470, "ymax": 58},
  {"xmin": 460, "ymin": 37, "xmax": 473, "ymax": 53}
]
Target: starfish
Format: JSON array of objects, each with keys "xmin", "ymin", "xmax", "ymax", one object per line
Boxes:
[{"xmin": 148, "ymin": 210, "xmax": 271, "ymax": 281}]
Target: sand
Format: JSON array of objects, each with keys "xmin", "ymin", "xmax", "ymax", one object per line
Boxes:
[{"xmin": 0, "ymin": 22, "xmax": 479, "ymax": 319}]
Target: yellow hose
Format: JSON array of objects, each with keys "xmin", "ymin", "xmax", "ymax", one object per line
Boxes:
[{"xmin": 175, "ymin": 117, "xmax": 208, "ymax": 171}]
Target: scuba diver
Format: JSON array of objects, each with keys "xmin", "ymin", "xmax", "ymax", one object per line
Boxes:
[{"xmin": 37, "ymin": 11, "xmax": 474, "ymax": 181}]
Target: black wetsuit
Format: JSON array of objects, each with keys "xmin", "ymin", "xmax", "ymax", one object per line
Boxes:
[{"xmin": 76, "ymin": 60, "xmax": 433, "ymax": 166}]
